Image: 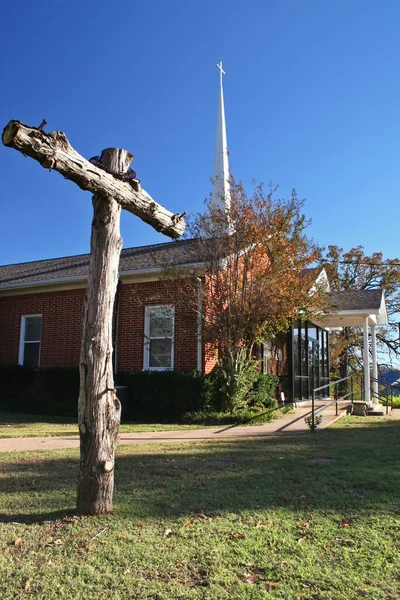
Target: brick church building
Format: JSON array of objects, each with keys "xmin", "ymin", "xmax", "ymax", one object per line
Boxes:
[{"xmin": 0, "ymin": 63, "xmax": 388, "ymax": 406}]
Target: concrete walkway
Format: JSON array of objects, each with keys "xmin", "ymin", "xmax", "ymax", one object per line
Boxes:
[{"xmin": 0, "ymin": 401, "xmax": 351, "ymax": 453}]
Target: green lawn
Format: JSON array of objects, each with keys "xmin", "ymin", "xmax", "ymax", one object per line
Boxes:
[
  {"xmin": 1, "ymin": 417, "xmax": 400, "ymax": 599},
  {"xmin": 0, "ymin": 412, "xmax": 213, "ymax": 438},
  {"xmin": 0, "ymin": 409, "xmax": 288, "ymax": 438}
]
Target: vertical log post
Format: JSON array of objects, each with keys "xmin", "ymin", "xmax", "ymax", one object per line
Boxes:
[{"xmin": 77, "ymin": 148, "xmax": 133, "ymax": 515}]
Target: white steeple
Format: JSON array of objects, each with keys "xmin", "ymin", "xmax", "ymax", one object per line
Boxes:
[{"xmin": 212, "ymin": 61, "xmax": 231, "ymax": 213}]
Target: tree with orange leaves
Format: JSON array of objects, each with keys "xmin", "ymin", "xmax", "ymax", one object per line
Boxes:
[{"xmin": 168, "ymin": 179, "xmax": 324, "ymax": 411}]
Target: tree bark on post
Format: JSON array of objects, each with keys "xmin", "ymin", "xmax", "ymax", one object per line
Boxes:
[
  {"xmin": 77, "ymin": 148, "xmax": 132, "ymax": 515},
  {"xmin": 2, "ymin": 120, "xmax": 187, "ymax": 516}
]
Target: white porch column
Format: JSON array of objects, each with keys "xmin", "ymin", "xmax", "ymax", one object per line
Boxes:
[
  {"xmin": 371, "ymin": 324, "xmax": 379, "ymax": 404},
  {"xmin": 363, "ymin": 317, "xmax": 371, "ymax": 404}
]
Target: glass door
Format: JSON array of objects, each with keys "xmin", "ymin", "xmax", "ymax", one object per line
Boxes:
[{"xmin": 308, "ymin": 339, "xmax": 320, "ymax": 396}]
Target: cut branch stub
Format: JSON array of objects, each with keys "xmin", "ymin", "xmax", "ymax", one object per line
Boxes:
[
  {"xmin": 100, "ymin": 148, "xmax": 134, "ymax": 175},
  {"xmin": 2, "ymin": 120, "xmax": 186, "ymax": 239}
]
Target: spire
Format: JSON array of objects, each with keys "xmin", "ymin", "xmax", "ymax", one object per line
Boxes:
[{"xmin": 212, "ymin": 60, "xmax": 231, "ymax": 214}]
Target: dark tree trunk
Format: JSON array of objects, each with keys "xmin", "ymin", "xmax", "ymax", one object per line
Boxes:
[{"xmin": 76, "ymin": 149, "xmax": 131, "ymax": 515}]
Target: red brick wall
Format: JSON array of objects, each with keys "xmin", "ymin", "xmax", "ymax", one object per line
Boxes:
[
  {"xmin": 117, "ymin": 280, "xmax": 198, "ymax": 371},
  {"xmin": 0, "ymin": 279, "xmax": 200, "ymax": 372},
  {"xmin": 204, "ymin": 343, "xmax": 218, "ymax": 374},
  {"xmin": 0, "ymin": 288, "xmax": 85, "ymax": 367}
]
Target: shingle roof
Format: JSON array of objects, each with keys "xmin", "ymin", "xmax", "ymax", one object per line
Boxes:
[
  {"xmin": 327, "ymin": 289, "xmax": 383, "ymax": 312},
  {"xmin": 0, "ymin": 239, "xmax": 203, "ymax": 288},
  {"xmin": 300, "ymin": 266, "xmax": 323, "ymax": 279}
]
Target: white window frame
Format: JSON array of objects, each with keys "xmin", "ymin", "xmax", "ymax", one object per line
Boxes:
[
  {"xmin": 18, "ymin": 314, "xmax": 42, "ymax": 368},
  {"xmin": 143, "ymin": 305, "xmax": 175, "ymax": 371}
]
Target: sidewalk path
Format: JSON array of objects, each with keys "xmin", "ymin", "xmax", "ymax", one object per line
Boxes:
[{"xmin": 0, "ymin": 402, "xmax": 351, "ymax": 453}]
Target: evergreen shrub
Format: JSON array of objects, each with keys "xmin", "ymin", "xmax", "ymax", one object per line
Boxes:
[
  {"xmin": 0, "ymin": 365, "xmax": 280, "ymax": 422},
  {"xmin": 248, "ymin": 373, "xmax": 279, "ymax": 410},
  {"xmin": 116, "ymin": 370, "xmax": 207, "ymax": 422},
  {"xmin": 0, "ymin": 365, "xmax": 79, "ymax": 417}
]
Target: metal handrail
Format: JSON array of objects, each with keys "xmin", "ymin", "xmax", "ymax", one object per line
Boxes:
[
  {"xmin": 311, "ymin": 376, "xmax": 353, "ymax": 430},
  {"xmin": 370, "ymin": 375, "xmax": 393, "ymax": 415}
]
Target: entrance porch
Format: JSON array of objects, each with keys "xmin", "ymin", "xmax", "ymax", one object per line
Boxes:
[{"xmin": 314, "ymin": 289, "xmax": 388, "ymax": 407}]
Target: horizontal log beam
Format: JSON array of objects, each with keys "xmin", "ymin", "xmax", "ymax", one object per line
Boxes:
[{"xmin": 2, "ymin": 120, "xmax": 186, "ymax": 239}]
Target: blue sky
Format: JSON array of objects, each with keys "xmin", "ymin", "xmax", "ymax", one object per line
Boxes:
[{"xmin": 1, "ymin": 0, "xmax": 400, "ymax": 265}]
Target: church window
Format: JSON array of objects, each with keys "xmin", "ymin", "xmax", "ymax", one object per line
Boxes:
[
  {"xmin": 144, "ymin": 306, "xmax": 174, "ymax": 370},
  {"xmin": 19, "ymin": 315, "xmax": 42, "ymax": 368}
]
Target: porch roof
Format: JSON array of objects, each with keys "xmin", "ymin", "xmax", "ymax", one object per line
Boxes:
[{"xmin": 315, "ymin": 289, "xmax": 388, "ymax": 328}]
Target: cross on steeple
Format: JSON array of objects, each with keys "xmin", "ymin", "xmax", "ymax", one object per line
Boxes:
[
  {"xmin": 212, "ymin": 60, "xmax": 230, "ymax": 217},
  {"xmin": 216, "ymin": 60, "xmax": 226, "ymax": 87}
]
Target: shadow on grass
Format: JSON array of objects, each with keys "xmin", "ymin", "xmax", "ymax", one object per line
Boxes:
[
  {"xmin": 0, "ymin": 509, "xmax": 76, "ymax": 524},
  {"xmin": 1, "ymin": 419, "xmax": 399, "ymax": 524},
  {"xmin": 211, "ymin": 405, "xmax": 283, "ymax": 432}
]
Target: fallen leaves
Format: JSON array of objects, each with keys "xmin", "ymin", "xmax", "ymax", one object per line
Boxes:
[
  {"xmin": 265, "ymin": 582, "xmax": 278, "ymax": 592},
  {"xmin": 44, "ymin": 538, "xmax": 63, "ymax": 548},
  {"xmin": 255, "ymin": 521, "xmax": 263, "ymax": 528},
  {"xmin": 297, "ymin": 522, "xmax": 310, "ymax": 536},
  {"xmin": 242, "ymin": 572, "xmax": 262, "ymax": 584},
  {"xmin": 197, "ymin": 512, "xmax": 210, "ymax": 520},
  {"xmin": 226, "ymin": 532, "xmax": 246, "ymax": 541},
  {"xmin": 296, "ymin": 521, "xmax": 312, "ymax": 542},
  {"xmin": 332, "ymin": 537, "xmax": 355, "ymax": 547}
]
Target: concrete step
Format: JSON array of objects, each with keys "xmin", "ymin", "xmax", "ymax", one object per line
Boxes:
[
  {"xmin": 367, "ymin": 409, "xmax": 385, "ymax": 416},
  {"xmin": 367, "ymin": 405, "xmax": 390, "ymax": 416}
]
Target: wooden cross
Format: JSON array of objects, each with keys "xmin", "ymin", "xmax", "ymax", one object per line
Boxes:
[{"xmin": 2, "ymin": 120, "xmax": 187, "ymax": 515}]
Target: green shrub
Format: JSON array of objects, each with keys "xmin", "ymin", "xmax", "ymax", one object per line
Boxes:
[
  {"xmin": 0, "ymin": 365, "xmax": 79, "ymax": 417},
  {"xmin": 0, "ymin": 365, "xmax": 36, "ymax": 398},
  {"xmin": 0, "ymin": 364, "xmax": 280, "ymax": 422},
  {"xmin": 214, "ymin": 353, "xmax": 259, "ymax": 413},
  {"xmin": 117, "ymin": 367, "xmax": 280, "ymax": 422},
  {"xmin": 38, "ymin": 367, "xmax": 79, "ymax": 416},
  {"xmin": 248, "ymin": 373, "xmax": 279, "ymax": 409},
  {"xmin": 116, "ymin": 370, "xmax": 207, "ymax": 422},
  {"xmin": 304, "ymin": 414, "xmax": 323, "ymax": 430},
  {"xmin": 379, "ymin": 394, "xmax": 400, "ymax": 409},
  {"xmin": 183, "ymin": 408, "xmax": 276, "ymax": 426}
]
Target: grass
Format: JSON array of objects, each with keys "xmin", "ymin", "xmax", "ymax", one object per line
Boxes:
[
  {"xmin": 0, "ymin": 408, "xmax": 291, "ymax": 438},
  {"xmin": 1, "ymin": 416, "xmax": 400, "ymax": 599},
  {"xmin": 0, "ymin": 412, "xmax": 213, "ymax": 438}
]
